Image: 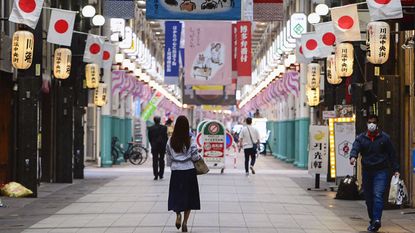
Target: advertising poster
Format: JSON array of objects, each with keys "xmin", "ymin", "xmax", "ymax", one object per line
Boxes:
[
  {"xmin": 164, "ymin": 21, "xmax": 182, "ymax": 84},
  {"xmin": 146, "ymin": 0, "xmax": 241, "ymax": 20},
  {"xmin": 308, "ymin": 125, "xmax": 329, "ymax": 175},
  {"xmin": 202, "ymin": 121, "xmax": 225, "ymax": 165},
  {"xmin": 334, "ymin": 122, "xmax": 355, "ymax": 177},
  {"xmin": 184, "ymin": 21, "xmax": 232, "ymax": 86}
]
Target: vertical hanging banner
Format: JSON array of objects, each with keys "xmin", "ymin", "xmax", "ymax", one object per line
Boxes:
[
  {"xmin": 103, "ymin": 0, "xmax": 135, "ymax": 19},
  {"xmin": 9, "ymin": 0, "xmax": 44, "ymax": 29},
  {"xmin": 146, "ymin": 0, "xmax": 241, "ymax": 20},
  {"xmin": 141, "ymin": 91, "xmax": 164, "ymax": 121},
  {"xmin": 237, "ymin": 21, "xmax": 252, "ymax": 82},
  {"xmin": 253, "ymin": 0, "xmax": 283, "ymax": 21},
  {"xmin": 308, "ymin": 125, "xmax": 329, "ymax": 175},
  {"xmin": 47, "ymin": 9, "xmax": 76, "ymax": 46},
  {"xmin": 165, "ymin": 21, "xmax": 182, "ymax": 85},
  {"xmin": 184, "ymin": 21, "xmax": 232, "ymax": 86}
]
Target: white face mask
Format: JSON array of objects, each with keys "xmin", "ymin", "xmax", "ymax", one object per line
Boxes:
[{"xmin": 367, "ymin": 123, "xmax": 377, "ymax": 132}]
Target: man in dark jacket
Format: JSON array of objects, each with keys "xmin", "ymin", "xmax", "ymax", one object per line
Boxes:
[
  {"xmin": 148, "ymin": 116, "xmax": 168, "ymax": 180},
  {"xmin": 349, "ymin": 114, "xmax": 399, "ymax": 232}
]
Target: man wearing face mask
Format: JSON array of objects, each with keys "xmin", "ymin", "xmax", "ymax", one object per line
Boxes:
[{"xmin": 349, "ymin": 114, "xmax": 400, "ymax": 232}]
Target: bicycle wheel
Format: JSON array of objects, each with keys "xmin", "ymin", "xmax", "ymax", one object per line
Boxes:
[{"xmin": 128, "ymin": 151, "xmax": 143, "ymax": 165}]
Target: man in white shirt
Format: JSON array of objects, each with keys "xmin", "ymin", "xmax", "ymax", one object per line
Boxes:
[{"xmin": 238, "ymin": 117, "xmax": 260, "ymax": 175}]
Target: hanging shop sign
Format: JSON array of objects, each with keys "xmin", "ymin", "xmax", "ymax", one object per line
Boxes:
[
  {"xmin": 201, "ymin": 120, "xmax": 226, "ymax": 167},
  {"xmin": 237, "ymin": 21, "xmax": 252, "ymax": 81},
  {"xmin": 307, "ymin": 63, "xmax": 321, "ymax": 89},
  {"xmin": 85, "ymin": 64, "xmax": 100, "ymax": 88},
  {"xmin": 366, "ymin": 22, "xmax": 390, "ymax": 65},
  {"xmin": 308, "ymin": 125, "xmax": 329, "ymax": 175},
  {"xmin": 146, "ymin": 0, "xmax": 241, "ymax": 20},
  {"xmin": 334, "ymin": 122, "xmax": 355, "ymax": 177},
  {"xmin": 165, "ymin": 21, "xmax": 182, "ymax": 85},
  {"xmin": 184, "ymin": 21, "xmax": 232, "ymax": 86},
  {"xmin": 53, "ymin": 48, "xmax": 72, "ymax": 79},
  {"xmin": 253, "ymin": 0, "xmax": 283, "ymax": 21},
  {"xmin": 94, "ymin": 83, "xmax": 108, "ymax": 107},
  {"xmin": 141, "ymin": 91, "xmax": 164, "ymax": 121},
  {"xmin": 327, "ymin": 55, "xmax": 342, "ymax": 85},
  {"xmin": 335, "ymin": 43, "xmax": 354, "ymax": 77},
  {"xmin": 11, "ymin": 30, "xmax": 34, "ymax": 70},
  {"xmin": 290, "ymin": 13, "xmax": 307, "ymax": 39}
]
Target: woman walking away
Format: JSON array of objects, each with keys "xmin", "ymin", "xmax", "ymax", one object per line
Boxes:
[{"xmin": 166, "ymin": 115, "xmax": 201, "ymax": 232}]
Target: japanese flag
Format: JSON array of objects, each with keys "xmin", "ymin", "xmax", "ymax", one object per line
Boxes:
[
  {"xmin": 9, "ymin": 0, "xmax": 44, "ymax": 29},
  {"xmin": 47, "ymin": 9, "xmax": 75, "ymax": 46},
  {"xmin": 83, "ymin": 34, "xmax": 104, "ymax": 64},
  {"xmin": 314, "ymin": 22, "xmax": 336, "ymax": 58},
  {"xmin": 331, "ymin": 4, "xmax": 361, "ymax": 42},
  {"xmin": 300, "ymin": 32, "xmax": 320, "ymax": 59},
  {"xmin": 295, "ymin": 39, "xmax": 310, "ymax": 64},
  {"xmin": 102, "ymin": 43, "xmax": 116, "ymax": 69},
  {"xmin": 367, "ymin": 0, "xmax": 403, "ymax": 21}
]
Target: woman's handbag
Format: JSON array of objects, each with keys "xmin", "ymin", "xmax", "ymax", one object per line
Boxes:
[{"xmin": 193, "ymin": 158, "xmax": 209, "ymax": 175}]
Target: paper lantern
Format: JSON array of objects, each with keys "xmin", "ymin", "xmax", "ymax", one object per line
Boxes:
[
  {"xmin": 11, "ymin": 31, "xmax": 34, "ymax": 70},
  {"xmin": 306, "ymin": 86, "xmax": 320, "ymax": 107},
  {"xmin": 85, "ymin": 64, "xmax": 100, "ymax": 88},
  {"xmin": 94, "ymin": 83, "xmax": 108, "ymax": 107},
  {"xmin": 307, "ymin": 63, "xmax": 321, "ymax": 89},
  {"xmin": 366, "ymin": 22, "xmax": 390, "ymax": 65},
  {"xmin": 335, "ymin": 43, "xmax": 354, "ymax": 77},
  {"xmin": 53, "ymin": 48, "xmax": 72, "ymax": 79},
  {"xmin": 327, "ymin": 55, "xmax": 342, "ymax": 85}
]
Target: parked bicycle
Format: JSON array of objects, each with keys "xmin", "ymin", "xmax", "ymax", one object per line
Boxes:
[{"xmin": 111, "ymin": 137, "xmax": 148, "ymax": 165}]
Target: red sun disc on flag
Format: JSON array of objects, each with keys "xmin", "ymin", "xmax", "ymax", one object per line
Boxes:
[
  {"xmin": 19, "ymin": 0, "xmax": 36, "ymax": 13},
  {"xmin": 322, "ymin": 33, "xmax": 336, "ymax": 46},
  {"xmin": 338, "ymin": 16, "xmax": 354, "ymax": 30},
  {"xmin": 54, "ymin": 20, "xmax": 69, "ymax": 34},
  {"xmin": 306, "ymin": 39, "xmax": 318, "ymax": 50},
  {"xmin": 103, "ymin": 51, "xmax": 110, "ymax": 60},
  {"xmin": 89, "ymin": 43, "xmax": 101, "ymax": 54},
  {"xmin": 375, "ymin": 0, "xmax": 391, "ymax": 4}
]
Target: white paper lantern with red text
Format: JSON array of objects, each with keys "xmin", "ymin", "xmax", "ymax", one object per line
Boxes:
[
  {"xmin": 94, "ymin": 83, "xmax": 108, "ymax": 107},
  {"xmin": 11, "ymin": 30, "xmax": 34, "ymax": 70},
  {"xmin": 327, "ymin": 55, "xmax": 342, "ymax": 85},
  {"xmin": 53, "ymin": 48, "xmax": 72, "ymax": 79},
  {"xmin": 307, "ymin": 63, "xmax": 321, "ymax": 89},
  {"xmin": 366, "ymin": 22, "xmax": 390, "ymax": 65},
  {"xmin": 85, "ymin": 64, "xmax": 100, "ymax": 88},
  {"xmin": 335, "ymin": 43, "xmax": 354, "ymax": 77}
]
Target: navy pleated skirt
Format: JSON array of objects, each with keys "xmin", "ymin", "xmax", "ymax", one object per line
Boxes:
[{"xmin": 168, "ymin": 168, "xmax": 201, "ymax": 212}]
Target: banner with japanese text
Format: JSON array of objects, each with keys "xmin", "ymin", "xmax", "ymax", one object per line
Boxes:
[
  {"xmin": 308, "ymin": 125, "xmax": 329, "ymax": 175},
  {"xmin": 165, "ymin": 21, "xmax": 182, "ymax": 85},
  {"xmin": 237, "ymin": 21, "xmax": 252, "ymax": 82},
  {"xmin": 146, "ymin": 0, "xmax": 241, "ymax": 20},
  {"xmin": 184, "ymin": 21, "xmax": 232, "ymax": 86}
]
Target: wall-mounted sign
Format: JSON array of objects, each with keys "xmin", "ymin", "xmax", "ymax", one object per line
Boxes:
[{"xmin": 290, "ymin": 13, "xmax": 307, "ymax": 39}]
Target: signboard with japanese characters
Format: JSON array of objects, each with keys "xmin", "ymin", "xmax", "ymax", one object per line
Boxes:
[
  {"xmin": 334, "ymin": 122, "xmax": 355, "ymax": 177},
  {"xmin": 146, "ymin": 0, "xmax": 241, "ymax": 20},
  {"xmin": 201, "ymin": 120, "xmax": 226, "ymax": 168},
  {"xmin": 308, "ymin": 125, "xmax": 329, "ymax": 175},
  {"xmin": 237, "ymin": 21, "xmax": 252, "ymax": 82},
  {"xmin": 165, "ymin": 21, "xmax": 182, "ymax": 84}
]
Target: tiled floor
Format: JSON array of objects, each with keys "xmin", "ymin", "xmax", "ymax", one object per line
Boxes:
[{"xmin": 0, "ymin": 154, "xmax": 414, "ymax": 233}]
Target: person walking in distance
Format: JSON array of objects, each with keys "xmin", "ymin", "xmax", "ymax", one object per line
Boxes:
[
  {"xmin": 148, "ymin": 116, "xmax": 168, "ymax": 180},
  {"xmin": 349, "ymin": 114, "xmax": 400, "ymax": 232},
  {"xmin": 238, "ymin": 117, "xmax": 260, "ymax": 175},
  {"xmin": 166, "ymin": 115, "xmax": 201, "ymax": 232}
]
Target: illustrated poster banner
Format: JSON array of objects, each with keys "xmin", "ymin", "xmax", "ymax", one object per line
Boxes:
[
  {"xmin": 165, "ymin": 21, "xmax": 182, "ymax": 85},
  {"xmin": 308, "ymin": 125, "xmax": 329, "ymax": 175},
  {"xmin": 334, "ymin": 122, "xmax": 355, "ymax": 177},
  {"xmin": 184, "ymin": 21, "xmax": 232, "ymax": 86},
  {"xmin": 146, "ymin": 0, "xmax": 241, "ymax": 20}
]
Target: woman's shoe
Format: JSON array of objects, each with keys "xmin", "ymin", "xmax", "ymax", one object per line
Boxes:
[
  {"xmin": 181, "ymin": 224, "xmax": 188, "ymax": 232},
  {"xmin": 175, "ymin": 213, "xmax": 181, "ymax": 229}
]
